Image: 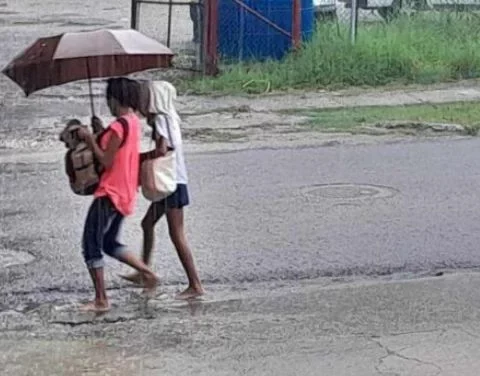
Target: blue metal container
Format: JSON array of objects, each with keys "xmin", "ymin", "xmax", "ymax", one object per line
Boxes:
[{"xmin": 218, "ymin": 0, "xmax": 314, "ymax": 61}]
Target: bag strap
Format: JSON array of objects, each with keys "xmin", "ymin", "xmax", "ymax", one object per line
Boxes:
[
  {"xmin": 151, "ymin": 115, "xmax": 175, "ymax": 150},
  {"xmin": 164, "ymin": 115, "xmax": 175, "ymax": 150}
]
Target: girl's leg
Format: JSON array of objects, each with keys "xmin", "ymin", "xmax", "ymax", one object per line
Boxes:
[
  {"xmin": 166, "ymin": 207, "xmax": 204, "ymax": 299},
  {"xmin": 81, "ymin": 198, "xmax": 110, "ymax": 312},
  {"xmin": 141, "ymin": 202, "xmax": 166, "ymax": 265},
  {"xmin": 88, "ymin": 268, "xmax": 106, "ymax": 303},
  {"xmin": 81, "ymin": 268, "xmax": 108, "ymax": 312},
  {"xmin": 120, "ymin": 202, "xmax": 165, "ymax": 284},
  {"xmin": 116, "ymin": 252, "xmax": 159, "ymax": 292},
  {"xmin": 103, "ymin": 212, "xmax": 159, "ymax": 292}
]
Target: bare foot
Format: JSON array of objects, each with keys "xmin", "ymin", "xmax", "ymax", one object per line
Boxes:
[
  {"xmin": 175, "ymin": 286, "xmax": 205, "ymax": 300},
  {"xmin": 142, "ymin": 273, "xmax": 160, "ymax": 298},
  {"xmin": 79, "ymin": 301, "xmax": 110, "ymax": 313},
  {"xmin": 119, "ymin": 272, "xmax": 143, "ymax": 285}
]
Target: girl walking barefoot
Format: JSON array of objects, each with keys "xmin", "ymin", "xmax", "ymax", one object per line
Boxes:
[
  {"xmin": 121, "ymin": 81, "xmax": 204, "ymax": 300},
  {"xmin": 78, "ymin": 77, "xmax": 159, "ymax": 312}
]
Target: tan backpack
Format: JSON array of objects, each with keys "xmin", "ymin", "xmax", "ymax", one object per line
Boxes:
[{"xmin": 60, "ymin": 118, "xmax": 129, "ymax": 196}]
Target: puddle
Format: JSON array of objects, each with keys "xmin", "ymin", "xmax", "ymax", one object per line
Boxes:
[
  {"xmin": 0, "ymin": 209, "xmax": 27, "ymax": 218},
  {"xmin": 0, "ymin": 162, "xmax": 57, "ymax": 175}
]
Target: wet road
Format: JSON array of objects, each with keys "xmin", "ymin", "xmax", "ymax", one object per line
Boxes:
[
  {"xmin": 6, "ymin": 0, "xmax": 475, "ymax": 307},
  {"xmin": 3, "ymin": 1, "xmax": 480, "ymax": 374},
  {"xmin": 1, "ymin": 137, "xmax": 480, "ymax": 306},
  {"xmin": 2, "ymin": 137, "xmax": 480, "ymax": 375}
]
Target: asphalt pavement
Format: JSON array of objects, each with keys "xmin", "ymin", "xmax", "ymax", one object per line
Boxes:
[
  {"xmin": 3, "ymin": 1, "xmax": 480, "ymax": 374},
  {"xmin": 2, "ymin": 135, "xmax": 480, "ymax": 298}
]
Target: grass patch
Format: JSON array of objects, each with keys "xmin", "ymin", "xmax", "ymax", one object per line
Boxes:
[
  {"xmin": 184, "ymin": 13, "xmax": 480, "ymax": 94},
  {"xmin": 301, "ymin": 101, "xmax": 480, "ymax": 134}
]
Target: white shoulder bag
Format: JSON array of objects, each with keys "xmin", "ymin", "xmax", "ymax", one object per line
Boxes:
[{"xmin": 141, "ymin": 116, "xmax": 177, "ymax": 202}]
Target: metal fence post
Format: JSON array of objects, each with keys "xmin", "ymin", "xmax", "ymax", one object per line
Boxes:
[
  {"xmin": 350, "ymin": 0, "xmax": 359, "ymax": 44},
  {"xmin": 131, "ymin": 0, "xmax": 139, "ymax": 29},
  {"xmin": 204, "ymin": 0, "xmax": 219, "ymax": 75},
  {"xmin": 196, "ymin": 0, "xmax": 205, "ymax": 71},
  {"xmin": 292, "ymin": 0, "xmax": 301, "ymax": 50},
  {"xmin": 166, "ymin": 0, "xmax": 173, "ymax": 47}
]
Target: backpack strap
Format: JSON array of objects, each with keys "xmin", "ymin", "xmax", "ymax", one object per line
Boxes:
[
  {"xmin": 97, "ymin": 117, "xmax": 129, "ymax": 148},
  {"xmin": 116, "ymin": 117, "xmax": 129, "ymax": 148}
]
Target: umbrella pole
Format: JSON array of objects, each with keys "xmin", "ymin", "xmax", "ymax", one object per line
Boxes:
[
  {"xmin": 88, "ymin": 77, "xmax": 95, "ymax": 116},
  {"xmin": 86, "ymin": 59, "xmax": 95, "ymax": 116}
]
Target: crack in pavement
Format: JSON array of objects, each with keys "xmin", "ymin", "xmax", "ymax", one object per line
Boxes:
[
  {"xmin": 0, "ymin": 284, "xmax": 126, "ymax": 297},
  {"xmin": 459, "ymin": 327, "xmax": 480, "ymax": 339},
  {"xmin": 50, "ymin": 315, "xmax": 152, "ymax": 327},
  {"xmin": 370, "ymin": 337, "xmax": 443, "ymax": 376},
  {"xmin": 369, "ymin": 328, "xmax": 447, "ymax": 339},
  {"xmin": 179, "ymin": 105, "xmax": 261, "ymax": 117}
]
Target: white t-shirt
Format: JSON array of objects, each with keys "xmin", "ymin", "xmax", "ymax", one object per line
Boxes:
[{"xmin": 154, "ymin": 114, "xmax": 188, "ymax": 184}]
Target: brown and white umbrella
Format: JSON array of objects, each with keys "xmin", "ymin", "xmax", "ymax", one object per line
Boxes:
[{"xmin": 2, "ymin": 28, "xmax": 174, "ymax": 114}]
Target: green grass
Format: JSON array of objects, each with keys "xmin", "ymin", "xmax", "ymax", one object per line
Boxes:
[
  {"xmin": 183, "ymin": 13, "xmax": 480, "ymax": 94},
  {"xmin": 301, "ymin": 101, "xmax": 480, "ymax": 134}
]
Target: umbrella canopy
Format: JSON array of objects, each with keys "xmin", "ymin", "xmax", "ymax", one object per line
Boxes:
[{"xmin": 2, "ymin": 29, "xmax": 174, "ymax": 96}]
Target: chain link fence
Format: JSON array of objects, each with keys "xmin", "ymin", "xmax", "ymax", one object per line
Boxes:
[
  {"xmin": 334, "ymin": 0, "xmax": 480, "ymax": 42},
  {"xmin": 132, "ymin": 0, "xmax": 204, "ymax": 71},
  {"xmin": 215, "ymin": 0, "xmax": 306, "ymax": 64},
  {"xmin": 132, "ymin": 0, "xmax": 480, "ymax": 85},
  {"xmin": 201, "ymin": 0, "xmax": 391, "ymax": 71},
  {"xmin": 335, "ymin": 0, "xmax": 384, "ymax": 26}
]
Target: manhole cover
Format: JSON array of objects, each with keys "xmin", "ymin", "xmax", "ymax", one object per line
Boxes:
[
  {"xmin": 303, "ymin": 183, "xmax": 397, "ymax": 200},
  {"xmin": 0, "ymin": 248, "xmax": 35, "ymax": 268}
]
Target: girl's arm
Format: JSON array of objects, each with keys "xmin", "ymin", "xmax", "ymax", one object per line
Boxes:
[
  {"xmin": 79, "ymin": 128, "xmax": 121, "ymax": 170},
  {"xmin": 91, "ymin": 116, "xmax": 104, "ymax": 134},
  {"xmin": 140, "ymin": 136, "xmax": 167, "ymax": 163},
  {"xmin": 140, "ymin": 116, "xmax": 169, "ymax": 163}
]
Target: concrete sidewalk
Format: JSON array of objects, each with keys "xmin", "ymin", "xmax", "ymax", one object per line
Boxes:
[
  {"xmin": 174, "ymin": 80, "xmax": 480, "ymax": 149},
  {"xmin": 178, "ymin": 80, "xmax": 480, "ymax": 114},
  {"xmin": 2, "ymin": 272, "xmax": 480, "ymax": 375},
  {"xmin": 2, "ymin": 80, "xmax": 480, "ymax": 155}
]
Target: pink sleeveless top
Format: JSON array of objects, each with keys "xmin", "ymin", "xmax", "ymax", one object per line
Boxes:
[{"xmin": 94, "ymin": 113, "xmax": 140, "ymax": 216}]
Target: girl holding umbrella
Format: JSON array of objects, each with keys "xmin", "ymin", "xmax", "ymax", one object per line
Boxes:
[{"xmin": 77, "ymin": 77, "xmax": 159, "ymax": 312}]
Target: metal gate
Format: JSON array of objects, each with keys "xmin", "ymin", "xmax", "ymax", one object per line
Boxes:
[
  {"xmin": 203, "ymin": 0, "xmax": 302, "ymax": 74},
  {"xmin": 131, "ymin": 0, "xmax": 302, "ymax": 75},
  {"xmin": 131, "ymin": 0, "xmax": 205, "ymax": 72}
]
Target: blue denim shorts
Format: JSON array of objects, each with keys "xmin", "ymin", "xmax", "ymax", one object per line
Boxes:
[
  {"xmin": 82, "ymin": 197, "xmax": 126, "ymax": 269},
  {"xmin": 157, "ymin": 184, "xmax": 190, "ymax": 209}
]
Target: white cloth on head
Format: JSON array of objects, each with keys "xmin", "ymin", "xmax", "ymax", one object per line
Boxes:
[
  {"xmin": 148, "ymin": 81, "xmax": 188, "ymax": 184},
  {"xmin": 148, "ymin": 81, "xmax": 181, "ymax": 124}
]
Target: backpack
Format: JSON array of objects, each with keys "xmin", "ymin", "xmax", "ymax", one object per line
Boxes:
[{"xmin": 61, "ymin": 118, "xmax": 129, "ymax": 196}]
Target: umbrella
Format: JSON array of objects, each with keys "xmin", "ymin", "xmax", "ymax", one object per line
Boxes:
[{"xmin": 2, "ymin": 28, "xmax": 174, "ymax": 115}]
